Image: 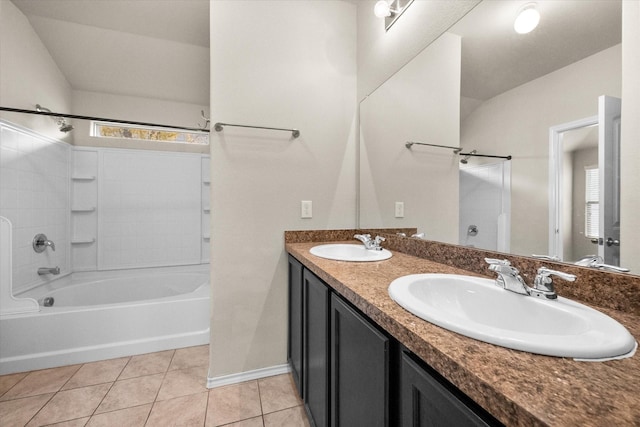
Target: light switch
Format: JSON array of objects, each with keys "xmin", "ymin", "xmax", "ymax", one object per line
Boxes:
[{"xmin": 301, "ymin": 200, "xmax": 312, "ymax": 218}]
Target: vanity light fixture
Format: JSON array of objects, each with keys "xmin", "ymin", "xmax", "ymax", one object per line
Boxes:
[
  {"xmin": 514, "ymin": 3, "xmax": 540, "ymax": 34},
  {"xmin": 374, "ymin": 0, "xmax": 415, "ymax": 31}
]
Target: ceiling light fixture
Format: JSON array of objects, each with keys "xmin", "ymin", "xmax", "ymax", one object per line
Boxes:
[
  {"xmin": 374, "ymin": 0, "xmax": 415, "ymax": 31},
  {"xmin": 514, "ymin": 3, "xmax": 540, "ymax": 34}
]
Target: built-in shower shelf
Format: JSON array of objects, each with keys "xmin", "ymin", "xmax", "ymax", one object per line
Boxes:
[
  {"xmin": 203, "ymin": 207, "xmax": 210, "ymax": 213},
  {"xmin": 71, "ymin": 175, "xmax": 96, "ymax": 181},
  {"xmin": 202, "ymin": 180, "xmax": 210, "ymax": 185},
  {"xmin": 71, "ymin": 207, "xmax": 96, "ymax": 213},
  {"xmin": 203, "ymin": 235, "xmax": 210, "ymax": 240},
  {"xmin": 71, "ymin": 237, "xmax": 96, "ymax": 244}
]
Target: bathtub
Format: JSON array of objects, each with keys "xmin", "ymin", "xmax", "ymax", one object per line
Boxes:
[{"xmin": 0, "ymin": 265, "xmax": 210, "ymax": 375}]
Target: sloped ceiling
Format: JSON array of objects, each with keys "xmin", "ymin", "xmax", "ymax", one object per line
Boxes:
[
  {"xmin": 11, "ymin": 0, "xmax": 210, "ymax": 105},
  {"xmin": 450, "ymin": 0, "xmax": 621, "ymax": 101}
]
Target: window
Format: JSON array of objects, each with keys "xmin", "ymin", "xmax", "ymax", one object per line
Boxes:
[
  {"xmin": 585, "ymin": 166, "xmax": 599, "ymax": 239},
  {"xmin": 91, "ymin": 121, "xmax": 209, "ymax": 145}
]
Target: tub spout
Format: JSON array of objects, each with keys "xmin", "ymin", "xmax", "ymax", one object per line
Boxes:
[{"xmin": 38, "ymin": 266, "xmax": 60, "ymax": 275}]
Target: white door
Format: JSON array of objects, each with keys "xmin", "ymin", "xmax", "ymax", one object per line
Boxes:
[{"xmin": 598, "ymin": 95, "xmax": 621, "ymax": 264}]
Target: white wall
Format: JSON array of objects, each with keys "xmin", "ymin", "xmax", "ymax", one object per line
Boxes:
[
  {"xmin": 209, "ymin": 0, "xmax": 357, "ymax": 377},
  {"xmin": 0, "ymin": 0, "xmax": 72, "ymax": 140},
  {"xmin": 356, "ymin": 0, "xmax": 479, "ymax": 99},
  {"xmin": 621, "ymin": 0, "xmax": 640, "ymax": 273},
  {"xmin": 359, "ymin": 32, "xmax": 461, "ymax": 243},
  {"xmin": 461, "ymin": 45, "xmax": 622, "ymax": 257},
  {"xmin": 0, "ymin": 121, "xmax": 70, "ymax": 292}
]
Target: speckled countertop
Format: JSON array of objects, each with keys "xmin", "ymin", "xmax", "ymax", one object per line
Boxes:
[{"xmin": 285, "ymin": 237, "xmax": 640, "ymax": 426}]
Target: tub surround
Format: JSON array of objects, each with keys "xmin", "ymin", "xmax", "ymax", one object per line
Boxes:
[{"xmin": 285, "ymin": 230, "xmax": 640, "ymax": 426}]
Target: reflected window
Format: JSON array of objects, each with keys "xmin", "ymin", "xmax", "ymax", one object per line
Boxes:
[
  {"xmin": 585, "ymin": 166, "xmax": 599, "ymax": 239},
  {"xmin": 91, "ymin": 121, "xmax": 209, "ymax": 145}
]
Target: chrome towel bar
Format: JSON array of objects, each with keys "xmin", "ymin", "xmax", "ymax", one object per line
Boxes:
[{"xmin": 214, "ymin": 122, "xmax": 300, "ymax": 139}]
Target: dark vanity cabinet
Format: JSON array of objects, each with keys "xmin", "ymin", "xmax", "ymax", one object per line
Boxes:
[
  {"xmin": 399, "ymin": 348, "xmax": 498, "ymax": 427},
  {"xmin": 303, "ymin": 268, "xmax": 330, "ymax": 427},
  {"xmin": 331, "ymin": 294, "xmax": 390, "ymax": 427},
  {"xmin": 287, "ymin": 255, "xmax": 303, "ymax": 396},
  {"xmin": 288, "ymin": 256, "xmax": 501, "ymax": 427}
]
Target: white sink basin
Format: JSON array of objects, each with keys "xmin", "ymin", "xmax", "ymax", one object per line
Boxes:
[
  {"xmin": 310, "ymin": 244, "xmax": 392, "ymax": 262},
  {"xmin": 388, "ymin": 273, "xmax": 636, "ymax": 360}
]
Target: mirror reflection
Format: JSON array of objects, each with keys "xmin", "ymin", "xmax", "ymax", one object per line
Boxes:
[{"xmin": 358, "ymin": 0, "xmax": 635, "ymax": 272}]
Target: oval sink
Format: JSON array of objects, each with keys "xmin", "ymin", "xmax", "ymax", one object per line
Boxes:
[
  {"xmin": 310, "ymin": 244, "xmax": 392, "ymax": 262},
  {"xmin": 388, "ymin": 274, "xmax": 636, "ymax": 360}
]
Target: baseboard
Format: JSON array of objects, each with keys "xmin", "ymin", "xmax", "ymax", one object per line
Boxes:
[{"xmin": 207, "ymin": 363, "xmax": 291, "ymax": 389}]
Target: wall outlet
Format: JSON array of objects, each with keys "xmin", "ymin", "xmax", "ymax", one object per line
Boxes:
[
  {"xmin": 301, "ymin": 200, "xmax": 313, "ymax": 218},
  {"xmin": 395, "ymin": 201, "xmax": 404, "ymax": 218}
]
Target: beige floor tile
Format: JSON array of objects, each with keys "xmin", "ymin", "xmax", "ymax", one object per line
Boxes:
[
  {"xmin": 25, "ymin": 383, "xmax": 110, "ymax": 427},
  {"xmin": 258, "ymin": 374, "xmax": 302, "ymax": 414},
  {"xmin": 0, "ymin": 365, "xmax": 81, "ymax": 401},
  {"xmin": 156, "ymin": 366, "xmax": 208, "ymax": 401},
  {"xmin": 168, "ymin": 345, "xmax": 209, "ymax": 371},
  {"xmin": 146, "ymin": 392, "xmax": 208, "ymax": 427},
  {"xmin": 95, "ymin": 373, "xmax": 163, "ymax": 414},
  {"xmin": 220, "ymin": 416, "xmax": 265, "ymax": 427},
  {"xmin": 0, "ymin": 372, "xmax": 29, "ymax": 397},
  {"xmin": 86, "ymin": 403, "xmax": 151, "ymax": 427},
  {"xmin": 263, "ymin": 405, "xmax": 310, "ymax": 427},
  {"xmin": 205, "ymin": 381, "xmax": 262, "ymax": 427},
  {"xmin": 46, "ymin": 417, "xmax": 91, "ymax": 426},
  {"xmin": 118, "ymin": 350, "xmax": 174, "ymax": 380},
  {"xmin": 0, "ymin": 393, "xmax": 53, "ymax": 426},
  {"xmin": 62, "ymin": 357, "xmax": 129, "ymax": 390}
]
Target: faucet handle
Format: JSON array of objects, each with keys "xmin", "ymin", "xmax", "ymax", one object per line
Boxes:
[
  {"xmin": 531, "ymin": 267, "xmax": 576, "ymax": 299},
  {"xmin": 536, "ymin": 267, "xmax": 576, "ymax": 283},
  {"xmin": 373, "ymin": 235, "xmax": 386, "ymax": 244}
]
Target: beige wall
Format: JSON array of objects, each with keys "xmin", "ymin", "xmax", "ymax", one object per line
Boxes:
[
  {"xmin": 209, "ymin": 0, "xmax": 357, "ymax": 377},
  {"xmin": 461, "ymin": 45, "xmax": 621, "ymax": 257},
  {"xmin": 359, "ymin": 32, "xmax": 461, "ymax": 243},
  {"xmin": 0, "ymin": 0, "xmax": 72, "ymax": 140},
  {"xmin": 356, "ymin": 0, "xmax": 479, "ymax": 99},
  {"xmin": 621, "ymin": 0, "xmax": 640, "ymax": 273}
]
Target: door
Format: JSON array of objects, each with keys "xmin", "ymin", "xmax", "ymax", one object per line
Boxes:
[
  {"xmin": 331, "ymin": 294, "xmax": 389, "ymax": 427},
  {"xmin": 598, "ymin": 95, "xmax": 621, "ymax": 265},
  {"xmin": 459, "ymin": 161, "xmax": 511, "ymax": 252}
]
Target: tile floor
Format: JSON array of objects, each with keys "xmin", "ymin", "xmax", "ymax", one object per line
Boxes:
[{"xmin": 0, "ymin": 345, "xmax": 310, "ymax": 427}]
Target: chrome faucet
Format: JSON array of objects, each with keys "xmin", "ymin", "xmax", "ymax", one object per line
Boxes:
[
  {"xmin": 38, "ymin": 266, "xmax": 60, "ymax": 276},
  {"xmin": 485, "ymin": 259, "xmax": 529, "ymax": 295},
  {"xmin": 485, "ymin": 258, "xmax": 576, "ymax": 300},
  {"xmin": 574, "ymin": 255, "xmax": 630, "ymax": 273},
  {"xmin": 33, "ymin": 234, "xmax": 55, "ymax": 252},
  {"xmin": 354, "ymin": 234, "xmax": 386, "ymax": 250}
]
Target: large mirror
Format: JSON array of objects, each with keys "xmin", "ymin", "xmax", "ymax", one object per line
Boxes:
[{"xmin": 358, "ymin": 0, "xmax": 636, "ymax": 272}]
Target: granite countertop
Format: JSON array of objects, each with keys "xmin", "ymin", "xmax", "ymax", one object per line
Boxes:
[{"xmin": 286, "ymin": 241, "xmax": 640, "ymax": 427}]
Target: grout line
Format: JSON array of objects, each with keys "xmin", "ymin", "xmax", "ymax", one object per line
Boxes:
[
  {"xmin": 23, "ymin": 391, "xmax": 57, "ymax": 426},
  {"xmin": 256, "ymin": 376, "xmax": 265, "ymax": 416}
]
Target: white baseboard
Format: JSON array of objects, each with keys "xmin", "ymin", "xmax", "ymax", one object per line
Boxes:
[{"xmin": 207, "ymin": 363, "xmax": 291, "ymax": 389}]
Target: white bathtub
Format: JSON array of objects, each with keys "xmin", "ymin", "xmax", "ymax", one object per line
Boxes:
[{"xmin": 0, "ymin": 265, "xmax": 210, "ymax": 375}]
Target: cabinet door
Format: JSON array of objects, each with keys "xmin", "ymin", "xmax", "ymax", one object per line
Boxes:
[
  {"xmin": 331, "ymin": 294, "xmax": 389, "ymax": 427},
  {"xmin": 304, "ymin": 269, "xmax": 330, "ymax": 427},
  {"xmin": 288, "ymin": 256, "xmax": 303, "ymax": 397},
  {"xmin": 400, "ymin": 350, "xmax": 497, "ymax": 427}
]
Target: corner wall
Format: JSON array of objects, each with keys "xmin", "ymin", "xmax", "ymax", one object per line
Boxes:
[
  {"xmin": 356, "ymin": 0, "xmax": 479, "ymax": 99},
  {"xmin": 209, "ymin": 0, "xmax": 357, "ymax": 377}
]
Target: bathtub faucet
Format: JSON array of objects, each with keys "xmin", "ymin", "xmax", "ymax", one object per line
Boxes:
[
  {"xmin": 38, "ymin": 266, "xmax": 60, "ymax": 276},
  {"xmin": 33, "ymin": 234, "xmax": 55, "ymax": 252}
]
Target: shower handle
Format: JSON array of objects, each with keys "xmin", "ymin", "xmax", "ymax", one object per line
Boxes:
[{"xmin": 33, "ymin": 233, "xmax": 56, "ymax": 252}]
